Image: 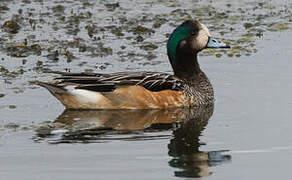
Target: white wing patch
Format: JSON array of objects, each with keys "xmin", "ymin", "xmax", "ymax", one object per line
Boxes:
[{"xmin": 65, "ymin": 85, "xmax": 104, "ymax": 104}]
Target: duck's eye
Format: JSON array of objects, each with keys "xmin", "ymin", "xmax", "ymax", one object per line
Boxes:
[{"xmin": 191, "ymin": 31, "xmax": 196, "ymax": 36}]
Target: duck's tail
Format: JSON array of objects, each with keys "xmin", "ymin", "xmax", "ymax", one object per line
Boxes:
[
  {"xmin": 32, "ymin": 81, "xmax": 112, "ymax": 109},
  {"xmin": 31, "ymin": 81, "xmax": 67, "ymax": 94}
]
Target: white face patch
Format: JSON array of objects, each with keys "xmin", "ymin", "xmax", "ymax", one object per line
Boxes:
[
  {"xmin": 194, "ymin": 23, "xmax": 211, "ymax": 50},
  {"xmin": 200, "ymin": 23, "xmax": 211, "ymax": 37}
]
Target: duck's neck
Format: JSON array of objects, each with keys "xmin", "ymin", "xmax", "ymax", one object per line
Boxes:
[
  {"xmin": 171, "ymin": 51, "xmax": 214, "ymax": 104},
  {"xmin": 172, "ymin": 52, "xmax": 202, "ymax": 82}
]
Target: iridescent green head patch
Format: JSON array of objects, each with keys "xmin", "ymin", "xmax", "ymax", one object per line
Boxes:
[{"xmin": 167, "ymin": 21, "xmax": 198, "ymax": 65}]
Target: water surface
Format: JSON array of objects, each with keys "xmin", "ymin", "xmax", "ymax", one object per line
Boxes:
[{"xmin": 0, "ymin": 0, "xmax": 292, "ymax": 179}]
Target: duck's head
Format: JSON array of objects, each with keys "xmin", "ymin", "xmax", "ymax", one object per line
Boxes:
[{"xmin": 167, "ymin": 20, "xmax": 230, "ymax": 69}]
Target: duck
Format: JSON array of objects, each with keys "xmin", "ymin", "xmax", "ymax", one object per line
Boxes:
[{"xmin": 35, "ymin": 19, "xmax": 230, "ymax": 109}]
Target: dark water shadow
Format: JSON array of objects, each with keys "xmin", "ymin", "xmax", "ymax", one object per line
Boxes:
[
  {"xmin": 168, "ymin": 105, "xmax": 231, "ymax": 178},
  {"xmin": 34, "ymin": 105, "xmax": 231, "ymax": 178}
]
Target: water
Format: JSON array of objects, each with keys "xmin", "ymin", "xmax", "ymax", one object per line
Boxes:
[{"xmin": 1, "ymin": 0, "xmax": 292, "ymax": 179}]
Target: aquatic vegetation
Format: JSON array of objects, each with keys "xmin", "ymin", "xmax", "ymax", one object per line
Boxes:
[
  {"xmin": 152, "ymin": 17, "xmax": 168, "ymax": 29},
  {"xmin": 237, "ymin": 37, "xmax": 255, "ymax": 43},
  {"xmin": 52, "ymin": 5, "xmax": 65, "ymax": 14},
  {"xmin": 0, "ymin": 5, "xmax": 9, "ymax": 12},
  {"xmin": 267, "ymin": 23, "xmax": 290, "ymax": 31},
  {"xmin": 132, "ymin": 25, "xmax": 155, "ymax": 35},
  {"xmin": 6, "ymin": 44, "xmax": 41, "ymax": 57},
  {"xmin": 8, "ymin": 105, "xmax": 16, "ymax": 109},
  {"xmin": 139, "ymin": 42, "xmax": 158, "ymax": 51},
  {"xmin": 215, "ymin": 53, "xmax": 222, "ymax": 58},
  {"xmin": 4, "ymin": 122, "xmax": 19, "ymax": 129},
  {"xmin": 104, "ymin": 2, "xmax": 120, "ymax": 11},
  {"xmin": 2, "ymin": 20, "xmax": 20, "ymax": 34}
]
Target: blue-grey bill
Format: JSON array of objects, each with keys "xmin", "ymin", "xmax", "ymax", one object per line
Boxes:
[{"xmin": 206, "ymin": 37, "xmax": 230, "ymax": 48}]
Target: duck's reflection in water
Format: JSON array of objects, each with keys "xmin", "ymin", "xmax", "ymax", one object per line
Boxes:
[
  {"xmin": 168, "ymin": 105, "xmax": 231, "ymax": 178},
  {"xmin": 35, "ymin": 105, "xmax": 231, "ymax": 178}
]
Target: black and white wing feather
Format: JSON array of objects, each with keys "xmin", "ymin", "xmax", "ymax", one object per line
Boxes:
[{"xmin": 51, "ymin": 71, "xmax": 184, "ymax": 92}]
